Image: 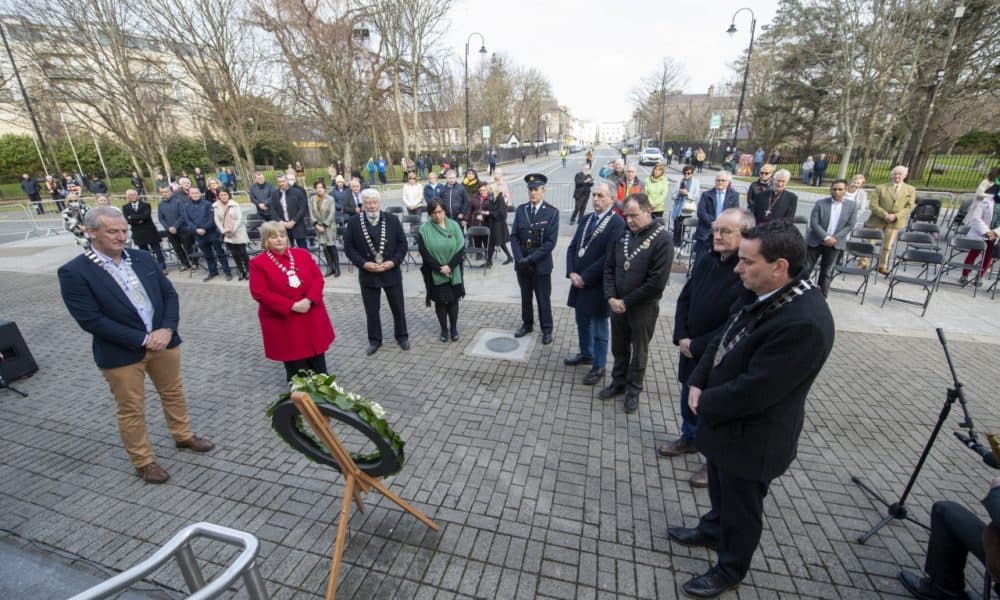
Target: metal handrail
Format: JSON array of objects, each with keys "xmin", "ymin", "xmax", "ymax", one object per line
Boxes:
[{"xmin": 68, "ymin": 522, "xmax": 268, "ymax": 600}]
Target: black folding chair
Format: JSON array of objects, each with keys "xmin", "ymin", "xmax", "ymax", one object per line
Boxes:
[
  {"xmin": 464, "ymin": 225, "xmax": 491, "ymax": 273},
  {"xmin": 681, "ymin": 216, "xmax": 699, "ymax": 276},
  {"xmin": 910, "ymin": 221, "xmax": 941, "ymax": 250},
  {"xmin": 881, "ymin": 248, "xmax": 945, "ymax": 317},
  {"xmin": 937, "ymin": 237, "xmax": 987, "ymax": 296},
  {"xmin": 831, "ymin": 241, "xmax": 879, "ymax": 304}
]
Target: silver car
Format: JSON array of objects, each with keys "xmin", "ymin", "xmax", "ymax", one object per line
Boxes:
[{"xmin": 639, "ymin": 147, "xmax": 663, "ymax": 165}]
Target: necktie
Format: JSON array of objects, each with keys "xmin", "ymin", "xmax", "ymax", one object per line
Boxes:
[
  {"xmin": 894, "ymin": 184, "xmax": 900, "ymax": 195},
  {"xmin": 530, "ymin": 205, "xmax": 536, "ymax": 219}
]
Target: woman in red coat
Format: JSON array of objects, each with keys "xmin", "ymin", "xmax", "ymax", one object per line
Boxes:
[{"xmin": 249, "ymin": 221, "xmax": 334, "ymax": 382}]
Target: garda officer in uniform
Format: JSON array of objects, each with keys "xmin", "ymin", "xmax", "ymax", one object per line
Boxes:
[{"xmin": 511, "ymin": 173, "xmax": 559, "ymax": 345}]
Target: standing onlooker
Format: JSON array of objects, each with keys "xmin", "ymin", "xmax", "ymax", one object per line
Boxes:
[
  {"xmin": 511, "ymin": 174, "xmax": 559, "ymax": 345},
  {"xmin": 806, "ymin": 179, "xmax": 857, "ymax": 296},
  {"xmin": 565, "ymin": 181, "xmax": 625, "ymax": 386},
  {"xmin": 249, "ymin": 221, "xmax": 334, "ymax": 382},
  {"xmin": 331, "ymin": 175, "xmax": 351, "ymax": 215},
  {"xmin": 157, "ymin": 185, "xmax": 192, "ymax": 271},
  {"xmin": 604, "ymin": 159, "xmax": 625, "ymax": 187},
  {"xmin": 402, "ymin": 171, "xmax": 424, "ymax": 214},
  {"xmin": 122, "ymin": 189, "xmax": 166, "ymax": 273},
  {"xmin": 225, "ymin": 167, "xmax": 238, "ymax": 192},
  {"xmin": 660, "ymin": 208, "xmax": 754, "ymax": 487},
  {"xmin": 866, "ymin": 165, "xmax": 917, "ymax": 274},
  {"xmin": 58, "ymin": 205, "xmax": 215, "ymax": 484},
  {"xmin": 488, "ymin": 151, "xmax": 497, "ymax": 175},
  {"xmin": 615, "ymin": 165, "xmax": 644, "ymax": 213},
  {"xmin": 418, "ymin": 199, "xmax": 466, "ymax": 342},
  {"xmin": 751, "ymin": 169, "xmax": 797, "ymax": 224},
  {"xmin": 193, "ymin": 167, "xmax": 207, "ymax": 194},
  {"xmin": 205, "ymin": 178, "xmax": 222, "ymax": 203},
  {"xmin": 130, "ymin": 170, "xmax": 146, "ymax": 198},
  {"xmin": 644, "ymin": 162, "xmax": 670, "ymax": 218},
  {"xmin": 62, "ymin": 193, "xmax": 88, "ymax": 246},
  {"xmin": 215, "ymin": 189, "xmax": 250, "ymax": 281},
  {"xmin": 570, "ymin": 164, "xmax": 594, "ymax": 225},
  {"xmin": 21, "ymin": 173, "xmax": 42, "ymax": 214},
  {"xmin": 308, "ymin": 181, "xmax": 340, "ymax": 277},
  {"xmin": 90, "ymin": 174, "xmax": 108, "ymax": 195},
  {"xmin": 182, "ymin": 188, "xmax": 232, "ymax": 282},
  {"xmin": 600, "ymin": 193, "xmax": 673, "ymax": 413},
  {"xmin": 46, "ymin": 175, "xmax": 66, "ymax": 211},
  {"xmin": 442, "ymin": 170, "xmax": 470, "ymax": 228},
  {"xmin": 365, "ymin": 157, "xmax": 376, "ymax": 185},
  {"xmin": 801, "ymin": 155, "xmax": 814, "ymax": 185},
  {"xmin": 249, "ymin": 171, "xmax": 274, "ymax": 221},
  {"xmin": 670, "ymin": 166, "xmax": 700, "ymax": 246},
  {"xmin": 846, "ymin": 174, "xmax": 870, "ymax": 226},
  {"xmin": 271, "ymin": 174, "xmax": 309, "ymax": 249},
  {"xmin": 752, "ymin": 147, "xmax": 765, "ymax": 177},
  {"xmin": 693, "ymin": 172, "xmax": 739, "ymax": 258},
  {"xmin": 423, "ymin": 171, "xmax": 444, "ymax": 204},
  {"xmin": 462, "ymin": 168, "xmax": 481, "ymax": 198},
  {"xmin": 376, "ymin": 156, "xmax": 388, "ymax": 184},
  {"xmin": 812, "ymin": 153, "xmax": 829, "ymax": 187},
  {"xmin": 343, "ymin": 188, "xmax": 409, "ymax": 356},
  {"xmin": 483, "ymin": 176, "xmax": 513, "ymax": 266},
  {"xmin": 694, "ymin": 147, "xmax": 706, "ymax": 173},
  {"xmin": 745, "ymin": 163, "xmax": 774, "ymax": 219},
  {"xmin": 669, "ymin": 220, "xmax": 833, "ymax": 599}
]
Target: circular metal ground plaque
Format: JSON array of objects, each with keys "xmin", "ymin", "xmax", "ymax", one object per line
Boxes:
[{"xmin": 485, "ymin": 337, "xmax": 519, "ymax": 353}]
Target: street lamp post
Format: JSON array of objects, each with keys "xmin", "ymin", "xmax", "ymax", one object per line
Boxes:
[
  {"xmin": 464, "ymin": 33, "xmax": 486, "ymax": 171},
  {"xmin": 727, "ymin": 8, "xmax": 756, "ymax": 162}
]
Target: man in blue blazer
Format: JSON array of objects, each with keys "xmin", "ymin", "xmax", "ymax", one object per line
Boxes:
[
  {"xmin": 565, "ymin": 181, "xmax": 625, "ymax": 385},
  {"xmin": 806, "ymin": 179, "xmax": 857, "ymax": 297},
  {"xmin": 694, "ymin": 172, "xmax": 740, "ymax": 259},
  {"xmin": 511, "ymin": 173, "xmax": 560, "ymax": 344},
  {"xmin": 181, "ymin": 187, "xmax": 232, "ymax": 282},
  {"xmin": 58, "ymin": 206, "xmax": 214, "ymax": 484}
]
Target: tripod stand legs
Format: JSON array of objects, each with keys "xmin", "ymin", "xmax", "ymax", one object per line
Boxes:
[{"xmin": 852, "ymin": 475, "xmax": 930, "ymax": 544}]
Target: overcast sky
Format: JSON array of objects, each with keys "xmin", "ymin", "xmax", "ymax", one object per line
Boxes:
[{"xmin": 443, "ymin": 0, "xmax": 778, "ymax": 123}]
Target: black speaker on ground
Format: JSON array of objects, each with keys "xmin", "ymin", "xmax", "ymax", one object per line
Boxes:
[{"xmin": 0, "ymin": 320, "xmax": 38, "ymax": 382}]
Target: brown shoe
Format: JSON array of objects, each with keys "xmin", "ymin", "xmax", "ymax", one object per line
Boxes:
[
  {"xmin": 658, "ymin": 438, "xmax": 697, "ymax": 457},
  {"xmin": 878, "ymin": 267, "xmax": 890, "ymax": 276},
  {"xmin": 690, "ymin": 464, "xmax": 708, "ymax": 488},
  {"xmin": 175, "ymin": 435, "xmax": 215, "ymax": 453},
  {"xmin": 136, "ymin": 462, "xmax": 169, "ymax": 484}
]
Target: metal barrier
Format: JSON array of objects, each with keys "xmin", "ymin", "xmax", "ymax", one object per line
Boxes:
[
  {"xmin": 68, "ymin": 522, "xmax": 268, "ymax": 600},
  {"xmin": 0, "ymin": 202, "xmax": 65, "ymax": 243}
]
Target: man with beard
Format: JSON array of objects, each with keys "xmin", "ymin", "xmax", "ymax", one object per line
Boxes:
[
  {"xmin": 669, "ymin": 220, "xmax": 834, "ymax": 598},
  {"xmin": 659, "ymin": 208, "xmax": 756, "ymax": 488},
  {"xmin": 565, "ymin": 182, "xmax": 625, "ymax": 385},
  {"xmin": 343, "ymin": 188, "xmax": 409, "ymax": 355},
  {"xmin": 600, "ymin": 193, "xmax": 673, "ymax": 413}
]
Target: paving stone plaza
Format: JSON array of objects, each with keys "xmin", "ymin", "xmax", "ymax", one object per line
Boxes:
[{"xmin": 1, "ymin": 253, "xmax": 999, "ymax": 599}]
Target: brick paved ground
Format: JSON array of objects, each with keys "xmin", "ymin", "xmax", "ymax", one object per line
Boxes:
[{"xmin": 1, "ymin": 271, "xmax": 998, "ymax": 599}]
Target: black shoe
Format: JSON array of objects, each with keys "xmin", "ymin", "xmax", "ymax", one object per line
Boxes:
[
  {"xmin": 564, "ymin": 353, "xmax": 593, "ymax": 366},
  {"xmin": 451, "ymin": 332, "xmax": 459, "ymax": 342},
  {"xmin": 440, "ymin": 332, "xmax": 449, "ymax": 343},
  {"xmin": 366, "ymin": 343, "xmax": 381, "ymax": 356},
  {"xmin": 225, "ymin": 274, "xmax": 233, "ymax": 281},
  {"xmin": 502, "ymin": 257, "xmax": 513, "ymax": 265},
  {"xmin": 202, "ymin": 274, "xmax": 217, "ymax": 282},
  {"xmin": 898, "ymin": 570, "xmax": 966, "ymax": 600},
  {"xmin": 582, "ymin": 368, "xmax": 604, "ymax": 385},
  {"xmin": 398, "ymin": 339, "xmax": 410, "ymax": 350},
  {"xmin": 667, "ymin": 526, "xmax": 718, "ymax": 549},
  {"xmin": 514, "ymin": 326, "xmax": 533, "ymax": 338},
  {"xmin": 542, "ymin": 333, "xmax": 553, "ymax": 345},
  {"xmin": 598, "ymin": 384, "xmax": 624, "ymax": 400},
  {"xmin": 681, "ymin": 569, "xmax": 738, "ymax": 599},
  {"xmin": 624, "ymin": 392, "xmax": 639, "ymax": 413}
]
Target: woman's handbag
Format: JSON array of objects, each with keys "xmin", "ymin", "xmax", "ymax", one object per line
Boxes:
[{"xmin": 681, "ymin": 197, "xmax": 697, "ymax": 216}]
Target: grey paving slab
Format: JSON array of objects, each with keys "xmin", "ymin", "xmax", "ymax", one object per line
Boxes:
[{"xmin": 0, "ymin": 228, "xmax": 998, "ymax": 598}]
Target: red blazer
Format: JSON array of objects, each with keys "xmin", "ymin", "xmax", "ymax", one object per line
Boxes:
[{"xmin": 249, "ymin": 247, "xmax": 334, "ymax": 362}]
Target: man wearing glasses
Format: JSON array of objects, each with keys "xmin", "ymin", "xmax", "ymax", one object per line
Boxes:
[
  {"xmin": 694, "ymin": 172, "xmax": 740, "ymax": 259},
  {"xmin": 600, "ymin": 193, "xmax": 673, "ymax": 413},
  {"xmin": 745, "ymin": 163, "xmax": 774, "ymax": 220},
  {"xmin": 660, "ymin": 208, "xmax": 756, "ymax": 488},
  {"xmin": 511, "ymin": 173, "xmax": 559, "ymax": 345},
  {"xmin": 565, "ymin": 182, "xmax": 625, "ymax": 385}
]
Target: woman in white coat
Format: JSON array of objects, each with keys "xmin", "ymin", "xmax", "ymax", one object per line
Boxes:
[{"xmin": 214, "ymin": 189, "xmax": 250, "ymax": 280}]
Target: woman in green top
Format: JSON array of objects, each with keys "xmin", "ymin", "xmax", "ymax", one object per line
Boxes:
[
  {"xmin": 418, "ymin": 198, "xmax": 466, "ymax": 342},
  {"xmin": 645, "ymin": 162, "xmax": 670, "ymax": 218}
]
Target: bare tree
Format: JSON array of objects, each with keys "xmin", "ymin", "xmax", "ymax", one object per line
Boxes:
[
  {"xmin": 140, "ymin": 0, "xmax": 266, "ymax": 182},
  {"xmin": 629, "ymin": 58, "xmax": 686, "ymax": 143}
]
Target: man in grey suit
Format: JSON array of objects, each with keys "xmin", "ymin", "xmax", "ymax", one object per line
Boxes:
[{"xmin": 806, "ymin": 179, "xmax": 857, "ymax": 297}]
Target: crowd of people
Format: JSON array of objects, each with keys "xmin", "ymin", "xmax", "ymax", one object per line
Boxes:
[{"xmin": 51, "ymin": 150, "xmax": 1000, "ymax": 600}]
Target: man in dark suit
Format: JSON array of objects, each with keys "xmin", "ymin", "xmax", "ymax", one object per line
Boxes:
[
  {"xmin": 343, "ymin": 188, "xmax": 409, "ymax": 355},
  {"xmin": 806, "ymin": 179, "xmax": 857, "ymax": 296},
  {"xmin": 669, "ymin": 220, "xmax": 834, "ymax": 598},
  {"xmin": 58, "ymin": 206, "xmax": 214, "ymax": 484},
  {"xmin": 565, "ymin": 181, "xmax": 625, "ymax": 385},
  {"xmin": 442, "ymin": 169, "xmax": 470, "ymax": 228},
  {"xmin": 748, "ymin": 169, "xmax": 798, "ymax": 224},
  {"xmin": 600, "ymin": 193, "xmax": 673, "ymax": 414},
  {"xmin": 694, "ymin": 172, "xmax": 740, "ymax": 259},
  {"xmin": 900, "ymin": 477, "xmax": 1000, "ymax": 600},
  {"xmin": 271, "ymin": 174, "xmax": 309, "ymax": 248},
  {"xmin": 511, "ymin": 173, "xmax": 560, "ymax": 345},
  {"xmin": 812, "ymin": 153, "xmax": 829, "ymax": 187},
  {"xmin": 181, "ymin": 188, "xmax": 232, "ymax": 282},
  {"xmin": 660, "ymin": 208, "xmax": 756, "ymax": 488},
  {"xmin": 122, "ymin": 188, "xmax": 166, "ymax": 273},
  {"xmin": 21, "ymin": 173, "xmax": 42, "ymax": 214}
]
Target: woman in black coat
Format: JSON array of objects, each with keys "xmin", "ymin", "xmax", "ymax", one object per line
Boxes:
[{"xmin": 483, "ymin": 181, "xmax": 513, "ymax": 266}]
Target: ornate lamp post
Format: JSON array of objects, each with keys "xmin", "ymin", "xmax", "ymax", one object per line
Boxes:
[
  {"xmin": 464, "ymin": 33, "xmax": 486, "ymax": 170},
  {"xmin": 727, "ymin": 8, "xmax": 756, "ymax": 159}
]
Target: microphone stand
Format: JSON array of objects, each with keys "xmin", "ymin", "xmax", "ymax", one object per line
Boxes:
[{"xmin": 851, "ymin": 328, "xmax": 969, "ymax": 544}]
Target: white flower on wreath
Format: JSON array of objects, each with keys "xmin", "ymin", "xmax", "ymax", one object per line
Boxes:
[{"xmin": 368, "ymin": 402, "xmax": 386, "ymax": 419}]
